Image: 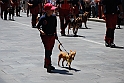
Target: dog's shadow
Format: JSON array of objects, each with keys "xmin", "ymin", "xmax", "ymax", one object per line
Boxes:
[
  {"xmin": 62, "ymin": 67, "xmax": 81, "ymax": 72},
  {"xmin": 51, "ymin": 67, "xmax": 81, "ymax": 75}
]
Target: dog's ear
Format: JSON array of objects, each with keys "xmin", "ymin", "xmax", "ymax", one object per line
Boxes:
[{"xmin": 70, "ymin": 50, "xmax": 72, "ymax": 52}]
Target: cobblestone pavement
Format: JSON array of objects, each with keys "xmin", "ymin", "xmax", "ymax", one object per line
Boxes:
[{"xmin": 0, "ymin": 12, "xmax": 124, "ymax": 83}]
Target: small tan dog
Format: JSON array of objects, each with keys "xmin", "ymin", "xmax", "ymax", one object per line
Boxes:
[{"xmin": 58, "ymin": 44, "xmax": 76, "ymax": 69}]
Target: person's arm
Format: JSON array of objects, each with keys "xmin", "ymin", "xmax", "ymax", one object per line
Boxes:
[
  {"xmin": 38, "ymin": 28, "xmax": 46, "ymax": 35},
  {"xmin": 36, "ymin": 18, "xmax": 46, "ymax": 35},
  {"xmin": 10, "ymin": 0, "xmax": 14, "ymax": 5},
  {"xmin": 78, "ymin": 1, "xmax": 82, "ymax": 10},
  {"xmin": 27, "ymin": 2, "xmax": 33, "ymax": 7},
  {"xmin": 0, "ymin": 0, "xmax": 3, "ymax": 4},
  {"xmin": 101, "ymin": 3, "xmax": 106, "ymax": 20}
]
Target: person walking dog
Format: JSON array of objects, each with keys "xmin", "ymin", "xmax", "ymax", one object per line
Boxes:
[{"xmin": 36, "ymin": 3, "xmax": 58, "ymax": 73}]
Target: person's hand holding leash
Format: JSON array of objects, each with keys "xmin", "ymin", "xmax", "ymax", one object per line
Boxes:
[{"xmin": 38, "ymin": 29, "xmax": 46, "ymax": 35}]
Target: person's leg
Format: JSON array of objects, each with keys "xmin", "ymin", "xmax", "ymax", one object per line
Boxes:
[
  {"xmin": 12, "ymin": 7, "xmax": 15, "ymax": 20},
  {"xmin": 59, "ymin": 9, "xmax": 66, "ymax": 36},
  {"xmin": 105, "ymin": 14, "xmax": 117, "ymax": 47},
  {"xmin": 27, "ymin": 6, "xmax": 29, "ymax": 17},
  {"xmin": 105, "ymin": 28, "xmax": 111, "ymax": 47},
  {"xmin": 41, "ymin": 36, "xmax": 55, "ymax": 72},
  {"xmin": 64, "ymin": 9, "xmax": 70, "ymax": 35},
  {"xmin": 32, "ymin": 14, "xmax": 37, "ymax": 27},
  {"xmin": 105, "ymin": 14, "xmax": 112, "ymax": 47},
  {"xmin": 1, "ymin": 9, "xmax": 3, "ymax": 19},
  {"xmin": 4, "ymin": 9, "xmax": 8, "ymax": 20}
]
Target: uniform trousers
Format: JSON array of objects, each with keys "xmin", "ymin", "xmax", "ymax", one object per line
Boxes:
[
  {"xmin": 105, "ymin": 14, "xmax": 118, "ymax": 44},
  {"xmin": 40, "ymin": 35, "xmax": 55, "ymax": 67},
  {"xmin": 59, "ymin": 8, "xmax": 70, "ymax": 34}
]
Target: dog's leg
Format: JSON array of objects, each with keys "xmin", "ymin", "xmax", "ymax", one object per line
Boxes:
[
  {"xmin": 62, "ymin": 59, "xmax": 65, "ymax": 67},
  {"xmin": 66, "ymin": 61, "xmax": 68, "ymax": 66},
  {"xmin": 84, "ymin": 22, "xmax": 88, "ymax": 29},
  {"xmin": 68, "ymin": 23, "xmax": 70, "ymax": 35},
  {"xmin": 58, "ymin": 56, "xmax": 61, "ymax": 67},
  {"xmin": 68, "ymin": 62, "xmax": 71, "ymax": 69}
]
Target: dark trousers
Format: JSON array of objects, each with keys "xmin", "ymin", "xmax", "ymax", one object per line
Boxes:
[
  {"xmin": 1, "ymin": 9, "xmax": 8, "ymax": 20},
  {"xmin": 9, "ymin": 7, "xmax": 15, "ymax": 17},
  {"xmin": 27, "ymin": 5, "xmax": 30, "ymax": 17},
  {"xmin": 41, "ymin": 35, "xmax": 55, "ymax": 66},
  {"xmin": 105, "ymin": 28, "xmax": 115, "ymax": 43},
  {"xmin": 59, "ymin": 8, "xmax": 70, "ymax": 34},
  {"xmin": 32, "ymin": 14, "xmax": 38, "ymax": 26},
  {"xmin": 105, "ymin": 14, "xmax": 117, "ymax": 43}
]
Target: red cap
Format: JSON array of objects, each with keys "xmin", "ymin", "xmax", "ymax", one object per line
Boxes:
[{"xmin": 44, "ymin": 3, "xmax": 57, "ymax": 11}]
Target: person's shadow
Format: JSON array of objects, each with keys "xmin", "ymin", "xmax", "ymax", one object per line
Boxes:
[
  {"xmin": 50, "ymin": 67, "xmax": 81, "ymax": 75},
  {"xmin": 111, "ymin": 45, "xmax": 124, "ymax": 49}
]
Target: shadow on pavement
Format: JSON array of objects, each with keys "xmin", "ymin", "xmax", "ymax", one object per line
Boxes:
[
  {"xmin": 51, "ymin": 69, "xmax": 73, "ymax": 75},
  {"xmin": 50, "ymin": 67, "xmax": 81, "ymax": 75},
  {"xmin": 79, "ymin": 27, "xmax": 91, "ymax": 29},
  {"xmin": 116, "ymin": 28, "xmax": 123, "ymax": 29},
  {"xmin": 65, "ymin": 34, "xmax": 85, "ymax": 38},
  {"xmin": 111, "ymin": 46, "xmax": 124, "ymax": 49},
  {"xmin": 62, "ymin": 67, "xmax": 81, "ymax": 72}
]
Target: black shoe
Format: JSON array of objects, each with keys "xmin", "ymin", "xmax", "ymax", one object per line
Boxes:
[
  {"xmin": 4, "ymin": 18, "xmax": 7, "ymax": 20},
  {"xmin": 105, "ymin": 42, "xmax": 110, "ymax": 47},
  {"xmin": 1, "ymin": 16, "xmax": 3, "ymax": 19},
  {"xmin": 44, "ymin": 65, "xmax": 55, "ymax": 70},
  {"xmin": 110, "ymin": 43, "xmax": 116, "ymax": 48},
  {"xmin": 46, "ymin": 65, "xmax": 55, "ymax": 73},
  {"xmin": 32, "ymin": 26, "xmax": 37, "ymax": 28}
]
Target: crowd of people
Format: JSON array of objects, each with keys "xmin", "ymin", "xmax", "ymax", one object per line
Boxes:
[
  {"xmin": 0, "ymin": 0, "xmax": 123, "ymax": 26},
  {"xmin": 0, "ymin": 0, "xmax": 124, "ymax": 73}
]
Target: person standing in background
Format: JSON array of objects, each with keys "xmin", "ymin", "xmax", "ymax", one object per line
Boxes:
[
  {"xmin": 101, "ymin": 0, "xmax": 124, "ymax": 48},
  {"xmin": 84, "ymin": 0, "xmax": 92, "ymax": 18},
  {"xmin": 27, "ymin": 0, "xmax": 41, "ymax": 28},
  {"xmin": 71, "ymin": 0, "xmax": 82, "ymax": 18},
  {"xmin": 0, "ymin": 0, "xmax": 9, "ymax": 20},
  {"xmin": 56, "ymin": 0, "xmax": 72, "ymax": 36}
]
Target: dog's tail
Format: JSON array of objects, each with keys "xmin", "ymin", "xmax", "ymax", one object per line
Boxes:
[{"xmin": 58, "ymin": 44, "xmax": 62, "ymax": 51}]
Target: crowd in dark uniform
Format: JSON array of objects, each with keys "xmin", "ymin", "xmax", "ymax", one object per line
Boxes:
[{"xmin": 0, "ymin": 0, "xmax": 21, "ymax": 20}]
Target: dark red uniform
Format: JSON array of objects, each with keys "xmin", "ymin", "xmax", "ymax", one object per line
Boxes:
[
  {"xmin": 101, "ymin": 0, "xmax": 122, "ymax": 47},
  {"xmin": 56, "ymin": 0, "xmax": 72, "ymax": 36},
  {"xmin": 28, "ymin": 0, "xmax": 40, "ymax": 28},
  {"xmin": 0, "ymin": 0, "xmax": 9, "ymax": 20},
  {"xmin": 36, "ymin": 3, "xmax": 57, "ymax": 72},
  {"xmin": 72, "ymin": 0, "xmax": 81, "ymax": 17}
]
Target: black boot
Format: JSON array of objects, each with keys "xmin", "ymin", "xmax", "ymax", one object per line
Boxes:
[{"xmin": 44, "ymin": 50, "xmax": 55, "ymax": 73}]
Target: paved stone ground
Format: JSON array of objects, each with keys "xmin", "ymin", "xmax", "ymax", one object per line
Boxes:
[{"xmin": 0, "ymin": 12, "xmax": 124, "ymax": 83}]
